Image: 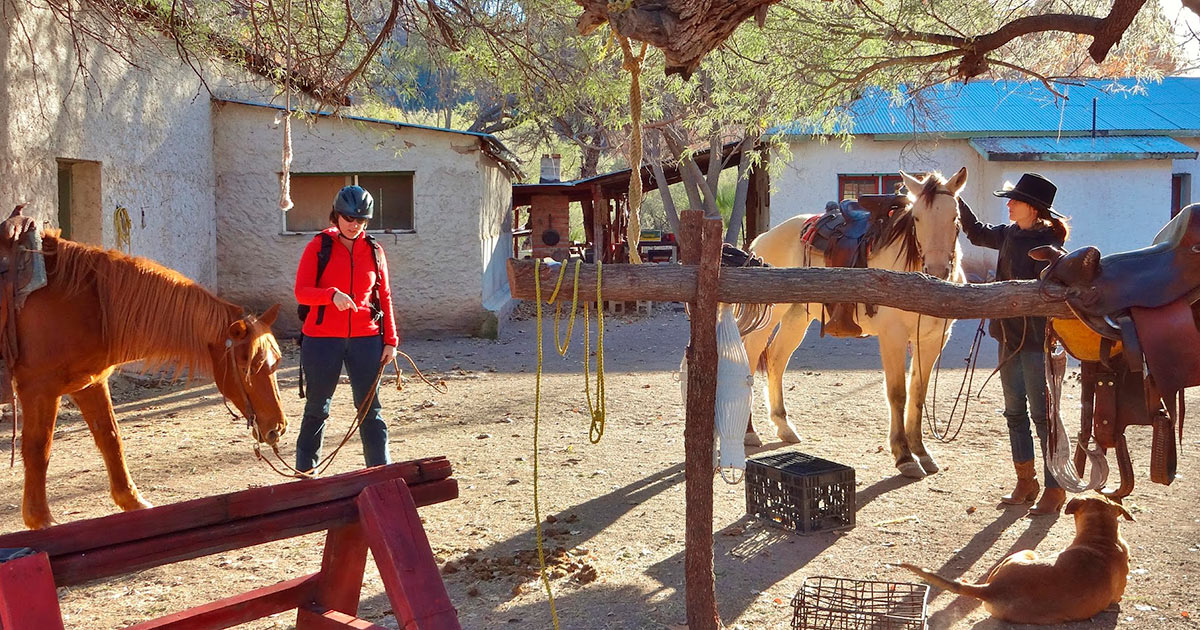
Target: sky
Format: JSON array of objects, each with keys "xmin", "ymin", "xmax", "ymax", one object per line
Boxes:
[{"xmin": 1161, "ymin": 0, "xmax": 1200, "ymax": 75}]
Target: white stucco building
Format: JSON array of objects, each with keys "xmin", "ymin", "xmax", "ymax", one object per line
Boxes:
[
  {"xmin": 773, "ymin": 79, "xmax": 1200, "ymax": 280},
  {"xmin": 1, "ymin": 3, "xmax": 519, "ymax": 336}
]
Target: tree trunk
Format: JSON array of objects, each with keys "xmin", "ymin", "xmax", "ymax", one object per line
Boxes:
[{"xmin": 724, "ymin": 135, "xmax": 756, "ymax": 244}]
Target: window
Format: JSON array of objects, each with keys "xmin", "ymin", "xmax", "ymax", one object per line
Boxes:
[
  {"xmin": 284, "ymin": 172, "xmax": 415, "ymax": 232},
  {"xmin": 836, "ymin": 174, "xmax": 907, "ymax": 201},
  {"xmin": 1172, "ymin": 173, "xmax": 1191, "ymax": 218}
]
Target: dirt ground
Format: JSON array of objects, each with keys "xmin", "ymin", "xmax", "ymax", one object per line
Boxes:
[{"xmin": 0, "ymin": 306, "xmax": 1197, "ymax": 630}]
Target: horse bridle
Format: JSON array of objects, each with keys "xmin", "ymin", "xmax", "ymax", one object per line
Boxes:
[
  {"xmin": 219, "ymin": 316, "xmax": 278, "ymax": 442},
  {"xmin": 908, "ymin": 189, "xmax": 961, "ymax": 273}
]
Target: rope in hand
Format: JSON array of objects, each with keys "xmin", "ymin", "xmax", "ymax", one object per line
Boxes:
[
  {"xmin": 253, "ymin": 351, "xmax": 445, "ymax": 479},
  {"xmin": 531, "ymin": 258, "xmax": 561, "ymax": 630}
]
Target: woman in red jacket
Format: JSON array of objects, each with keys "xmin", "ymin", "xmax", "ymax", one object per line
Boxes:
[{"xmin": 293, "ymin": 185, "xmax": 399, "ymax": 473}]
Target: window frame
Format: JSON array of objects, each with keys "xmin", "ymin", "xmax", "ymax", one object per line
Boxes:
[{"xmin": 280, "ymin": 171, "xmax": 417, "ymax": 235}]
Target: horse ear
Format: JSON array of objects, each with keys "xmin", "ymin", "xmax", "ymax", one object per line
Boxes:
[
  {"xmin": 228, "ymin": 319, "xmax": 249, "ymax": 340},
  {"xmin": 899, "ymin": 171, "xmax": 923, "ymax": 195},
  {"xmin": 259, "ymin": 303, "xmax": 281, "ymax": 327},
  {"xmin": 945, "ymin": 167, "xmax": 968, "ymax": 194}
]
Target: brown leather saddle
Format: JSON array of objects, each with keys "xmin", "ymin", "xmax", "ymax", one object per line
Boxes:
[
  {"xmin": 801, "ymin": 194, "xmax": 907, "ymax": 337},
  {"xmin": 1033, "ymin": 203, "xmax": 1200, "ymax": 497},
  {"xmin": 0, "ymin": 205, "xmax": 46, "ymax": 403}
]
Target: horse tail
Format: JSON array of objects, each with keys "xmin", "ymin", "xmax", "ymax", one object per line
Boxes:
[
  {"xmin": 897, "ymin": 563, "xmax": 991, "ymax": 601},
  {"xmin": 735, "ymin": 303, "xmax": 772, "ymax": 337}
]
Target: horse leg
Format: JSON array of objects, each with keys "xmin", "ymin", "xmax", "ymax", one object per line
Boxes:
[
  {"xmin": 70, "ymin": 379, "xmax": 153, "ymax": 512},
  {"xmin": 740, "ymin": 306, "xmax": 781, "ymax": 447},
  {"xmin": 906, "ymin": 326, "xmax": 948, "ymax": 475},
  {"xmin": 762, "ymin": 305, "xmax": 811, "ymax": 443},
  {"xmin": 878, "ymin": 329, "xmax": 924, "ymax": 478},
  {"xmin": 17, "ymin": 389, "xmax": 61, "ymax": 529}
]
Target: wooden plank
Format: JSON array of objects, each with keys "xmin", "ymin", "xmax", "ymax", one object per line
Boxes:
[
  {"xmin": 297, "ymin": 523, "xmax": 369, "ymax": 630},
  {"xmin": 122, "ymin": 573, "xmax": 319, "ymax": 630},
  {"xmin": 682, "ymin": 212, "xmax": 722, "ymax": 630},
  {"xmin": 505, "ymin": 259, "xmax": 1077, "ymax": 318},
  {"xmin": 48, "ymin": 478, "xmax": 458, "ymax": 587},
  {"xmin": 296, "ymin": 607, "xmax": 388, "ymax": 630},
  {"xmin": 0, "ymin": 458, "xmax": 453, "ymax": 557},
  {"xmin": 357, "ymin": 480, "xmax": 461, "ymax": 630},
  {"xmin": 0, "ymin": 552, "xmax": 65, "ymax": 630}
]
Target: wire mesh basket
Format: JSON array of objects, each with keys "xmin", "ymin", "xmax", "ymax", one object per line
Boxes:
[{"xmin": 792, "ymin": 576, "xmax": 929, "ymax": 630}]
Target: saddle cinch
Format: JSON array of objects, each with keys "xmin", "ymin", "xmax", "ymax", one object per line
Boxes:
[
  {"xmin": 1034, "ymin": 202, "xmax": 1200, "ymax": 497},
  {"xmin": 801, "ymin": 194, "xmax": 908, "ymax": 338}
]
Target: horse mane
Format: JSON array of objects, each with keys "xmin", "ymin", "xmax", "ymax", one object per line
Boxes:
[
  {"xmin": 43, "ymin": 234, "xmax": 261, "ymax": 378},
  {"xmin": 878, "ymin": 205, "xmax": 922, "ymax": 271},
  {"xmin": 876, "ymin": 173, "xmax": 952, "ymax": 272}
]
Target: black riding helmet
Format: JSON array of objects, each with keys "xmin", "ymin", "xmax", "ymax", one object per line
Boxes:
[{"xmin": 333, "ymin": 185, "xmax": 374, "ymax": 220}]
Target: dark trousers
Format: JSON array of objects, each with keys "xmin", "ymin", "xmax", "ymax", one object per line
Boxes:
[
  {"xmin": 296, "ymin": 335, "xmax": 390, "ymax": 471},
  {"xmin": 998, "ymin": 345, "xmax": 1058, "ymax": 488}
]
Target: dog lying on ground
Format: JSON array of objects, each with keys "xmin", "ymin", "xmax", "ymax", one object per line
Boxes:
[{"xmin": 899, "ymin": 496, "xmax": 1133, "ymax": 624}]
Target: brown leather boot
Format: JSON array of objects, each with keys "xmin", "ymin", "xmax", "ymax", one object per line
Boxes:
[
  {"xmin": 1028, "ymin": 487, "xmax": 1067, "ymax": 516},
  {"xmin": 1001, "ymin": 460, "xmax": 1039, "ymax": 505}
]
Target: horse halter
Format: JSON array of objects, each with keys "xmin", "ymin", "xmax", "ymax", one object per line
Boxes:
[
  {"xmin": 910, "ymin": 189, "xmax": 961, "ymax": 274},
  {"xmin": 219, "ymin": 316, "xmax": 279, "ymax": 443}
]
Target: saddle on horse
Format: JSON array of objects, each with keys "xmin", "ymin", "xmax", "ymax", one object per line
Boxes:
[
  {"xmin": 1033, "ymin": 203, "xmax": 1200, "ymax": 496},
  {"xmin": 800, "ymin": 194, "xmax": 906, "ymax": 337}
]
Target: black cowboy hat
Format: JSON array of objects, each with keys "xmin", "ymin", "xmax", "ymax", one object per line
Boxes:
[{"xmin": 994, "ymin": 173, "xmax": 1065, "ymax": 218}]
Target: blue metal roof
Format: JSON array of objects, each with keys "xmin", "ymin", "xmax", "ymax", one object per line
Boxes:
[
  {"xmin": 969, "ymin": 136, "xmax": 1198, "ymax": 161},
  {"xmin": 775, "ymin": 77, "xmax": 1200, "ymax": 138}
]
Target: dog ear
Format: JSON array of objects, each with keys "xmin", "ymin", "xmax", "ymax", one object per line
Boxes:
[
  {"xmin": 1064, "ymin": 497, "xmax": 1083, "ymax": 515},
  {"xmin": 1112, "ymin": 502, "xmax": 1135, "ymax": 522}
]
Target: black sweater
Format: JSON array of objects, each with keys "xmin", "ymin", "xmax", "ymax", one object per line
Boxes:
[{"xmin": 960, "ymin": 202, "xmax": 1065, "ymax": 351}]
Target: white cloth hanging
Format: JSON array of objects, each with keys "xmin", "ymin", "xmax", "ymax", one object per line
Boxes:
[{"xmin": 679, "ymin": 304, "xmax": 753, "ymax": 475}]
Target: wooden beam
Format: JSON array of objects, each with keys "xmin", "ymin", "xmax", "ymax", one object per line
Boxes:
[
  {"xmin": 124, "ymin": 574, "xmax": 320, "ymax": 630},
  {"xmin": 506, "ymin": 260, "xmax": 1076, "ymax": 319},
  {"xmin": 681, "ymin": 211, "xmax": 722, "ymax": 630}
]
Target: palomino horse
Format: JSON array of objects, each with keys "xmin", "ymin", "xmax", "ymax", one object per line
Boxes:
[
  {"xmin": 740, "ymin": 168, "xmax": 967, "ymax": 478},
  {"xmin": 11, "ymin": 230, "xmax": 287, "ymax": 529}
]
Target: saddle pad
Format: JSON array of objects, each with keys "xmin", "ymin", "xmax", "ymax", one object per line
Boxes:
[
  {"xmin": 1052, "ymin": 318, "xmax": 1123, "ymax": 362},
  {"xmin": 1130, "ymin": 297, "xmax": 1200, "ymax": 396}
]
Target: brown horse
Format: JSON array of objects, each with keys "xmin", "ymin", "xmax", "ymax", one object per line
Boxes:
[{"xmin": 11, "ymin": 232, "xmax": 287, "ymax": 529}]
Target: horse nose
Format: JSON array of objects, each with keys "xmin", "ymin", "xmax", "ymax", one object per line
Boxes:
[
  {"xmin": 266, "ymin": 428, "xmax": 280, "ymax": 444},
  {"xmin": 924, "ymin": 263, "xmax": 950, "ymax": 279}
]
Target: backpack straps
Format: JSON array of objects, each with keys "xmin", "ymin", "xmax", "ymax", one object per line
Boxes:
[{"xmin": 311, "ymin": 232, "xmax": 335, "ymax": 325}]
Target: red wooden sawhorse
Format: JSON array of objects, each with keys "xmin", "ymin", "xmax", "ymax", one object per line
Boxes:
[{"xmin": 0, "ymin": 457, "xmax": 461, "ymax": 630}]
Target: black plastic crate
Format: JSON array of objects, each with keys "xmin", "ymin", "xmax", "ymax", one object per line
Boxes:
[
  {"xmin": 745, "ymin": 451, "xmax": 855, "ymax": 533},
  {"xmin": 792, "ymin": 576, "xmax": 929, "ymax": 630}
]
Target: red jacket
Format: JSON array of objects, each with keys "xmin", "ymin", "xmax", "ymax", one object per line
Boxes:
[{"xmin": 294, "ymin": 227, "xmax": 399, "ymax": 346}]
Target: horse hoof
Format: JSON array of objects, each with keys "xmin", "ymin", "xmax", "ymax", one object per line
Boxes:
[
  {"xmin": 917, "ymin": 456, "xmax": 940, "ymax": 475},
  {"xmin": 777, "ymin": 425, "xmax": 801, "ymax": 443},
  {"xmin": 897, "ymin": 461, "xmax": 927, "ymax": 479},
  {"xmin": 744, "ymin": 432, "xmax": 763, "ymax": 447}
]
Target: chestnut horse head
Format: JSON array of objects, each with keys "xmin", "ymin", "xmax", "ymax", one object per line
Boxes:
[
  {"xmin": 14, "ymin": 234, "xmax": 289, "ymax": 528},
  {"xmin": 208, "ymin": 304, "xmax": 287, "ymax": 446}
]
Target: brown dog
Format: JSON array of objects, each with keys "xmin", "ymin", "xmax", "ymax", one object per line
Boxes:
[{"xmin": 899, "ymin": 496, "xmax": 1134, "ymax": 624}]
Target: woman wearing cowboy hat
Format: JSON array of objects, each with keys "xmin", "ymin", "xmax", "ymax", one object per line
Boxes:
[{"xmin": 959, "ymin": 173, "xmax": 1071, "ymax": 516}]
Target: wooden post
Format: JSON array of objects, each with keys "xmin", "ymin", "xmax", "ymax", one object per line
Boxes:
[
  {"xmin": 591, "ymin": 186, "xmax": 606, "ymax": 263},
  {"xmin": 0, "ymin": 553, "xmax": 64, "ymax": 630},
  {"xmin": 681, "ymin": 210, "xmax": 723, "ymax": 630}
]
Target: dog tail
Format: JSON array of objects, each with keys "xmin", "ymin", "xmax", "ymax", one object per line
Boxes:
[{"xmin": 897, "ymin": 563, "xmax": 990, "ymax": 600}]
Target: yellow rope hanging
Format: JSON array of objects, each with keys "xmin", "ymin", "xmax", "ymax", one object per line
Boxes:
[
  {"xmin": 582, "ymin": 261, "xmax": 606, "ymax": 443},
  {"xmin": 617, "ymin": 34, "xmax": 647, "ymax": 265},
  {"xmin": 532, "ymin": 259, "xmax": 561, "ymax": 629},
  {"xmin": 548, "ymin": 261, "xmax": 583, "ymax": 356},
  {"xmin": 113, "ymin": 205, "xmax": 132, "ymax": 253}
]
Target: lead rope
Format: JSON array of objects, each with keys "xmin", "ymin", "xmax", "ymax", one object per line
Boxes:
[
  {"xmin": 531, "ymin": 259, "xmax": 562, "ymax": 630},
  {"xmin": 582, "ymin": 261, "xmax": 606, "ymax": 443},
  {"xmin": 924, "ymin": 318, "xmax": 985, "ymax": 442},
  {"xmin": 244, "ymin": 351, "xmax": 445, "ymax": 479}
]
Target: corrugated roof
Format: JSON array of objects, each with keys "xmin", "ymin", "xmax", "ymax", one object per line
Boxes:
[
  {"xmin": 969, "ymin": 136, "xmax": 1198, "ymax": 161},
  {"xmin": 775, "ymin": 77, "xmax": 1200, "ymax": 138}
]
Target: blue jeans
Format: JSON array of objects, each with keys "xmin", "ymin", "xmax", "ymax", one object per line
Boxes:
[
  {"xmin": 998, "ymin": 345, "xmax": 1058, "ymax": 488},
  {"xmin": 296, "ymin": 335, "xmax": 390, "ymax": 471}
]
